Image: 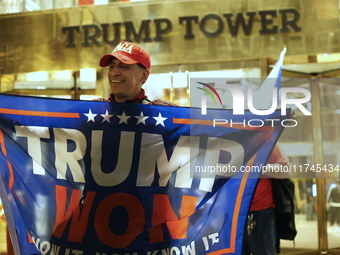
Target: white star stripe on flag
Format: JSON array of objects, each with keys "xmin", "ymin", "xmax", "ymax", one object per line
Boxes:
[
  {"xmin": 84, "ymin": 109, "xmax": 97, "ymax": 123},
  {"xmin": 101, "ymin": 110, "xmax": 113, "ymax": 123},
  {"xmin": 135, "ymin": 111, "xmax": 149, "ymax": 125},
  {"xmin": 117, "ymin": 111, "xmax": 130, "ymax": 124},
  {"xmin": 153, "ymin": 112, "xmax": 167, "ymax": 127}
]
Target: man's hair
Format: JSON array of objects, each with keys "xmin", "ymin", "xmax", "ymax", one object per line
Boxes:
[
  {"xmin": 135, "ymin": 62, "xmax": 148, "ymax": 85},
  {"xmin": 137, "ymin": 63, "xmax": 147, "ymax": 69}
]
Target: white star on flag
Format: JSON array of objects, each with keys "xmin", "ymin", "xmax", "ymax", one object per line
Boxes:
[
  {"xmin": 117, "ymin": 111, "xmax": 130, "ymax": 124},
  {"xmin": 153, "ymin": 112, "xmax": 167, "ymax": 127},
  {"xmin": 84, "ymin": 109, "xmax": 97, "ymax": 123},
  {"xmin": 135, "ymin": 111, "xmax": 149, "ymax": 125},
  {"xmin": 101, "ymin": 110, "xmax": 113, "ymax": 123}
]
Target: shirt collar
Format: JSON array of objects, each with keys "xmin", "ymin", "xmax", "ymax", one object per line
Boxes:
[{"xmin": 108, "ymin": 89, "xmax": 146, "ymax": 103}]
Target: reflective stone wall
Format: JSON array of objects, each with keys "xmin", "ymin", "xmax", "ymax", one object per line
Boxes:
[{"xmin": 0, "ymin": 0, "xmax": 339, "ymax": 74}]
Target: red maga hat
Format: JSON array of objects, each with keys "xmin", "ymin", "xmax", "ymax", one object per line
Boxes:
[{"xmin": 99, "ymin": 41, "xmax": 151, "ymax": 69}]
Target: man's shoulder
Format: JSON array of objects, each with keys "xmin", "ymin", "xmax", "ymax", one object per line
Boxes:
[
  {"xmin": 146, "ymin": 99, "xmax": 177, "ymax": 107},
  {"xmin": 93, "ymin": 98, "xmax": 110, "ymax": 102},
  {"xmin": 92, "ymin": 97, "xmax": 177, "ymax": 106}
]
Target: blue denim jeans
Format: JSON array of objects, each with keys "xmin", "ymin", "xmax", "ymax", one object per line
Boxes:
[{"xmin": 243, "ymin": 207, "xmax": 278, "ymax": 255}]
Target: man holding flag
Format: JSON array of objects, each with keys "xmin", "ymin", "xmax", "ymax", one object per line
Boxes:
[
  {"xmin": 0, "ymin": 41, "xmax": 290, "ymax": 255},
  {"xmin": 97, "ymin": 41, "xmax": 293, "ymax": 255}
]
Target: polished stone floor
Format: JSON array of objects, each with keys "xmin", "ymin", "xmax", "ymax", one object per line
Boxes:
[
  {"xmin": 0, "ymin": 214, "xmax": 339, "ymax": 254},
  {"xmin": 281, "ymin": 213, "xmax": 340, "ymax": 252}
]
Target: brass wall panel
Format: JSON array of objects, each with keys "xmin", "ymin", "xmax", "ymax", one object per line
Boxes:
[{"xmin": 0, "ymin": 0, "xmax": 339, "ymax": 74}]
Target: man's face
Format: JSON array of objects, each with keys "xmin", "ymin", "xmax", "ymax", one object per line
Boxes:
[{"xmin": 107, "ymin": 58, "xmax": 150, "ymax": 102}]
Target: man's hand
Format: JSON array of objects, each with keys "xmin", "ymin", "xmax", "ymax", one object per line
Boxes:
[{"xmin": 285, "ymin": 109, "xmax": 296, "ymax": 126}]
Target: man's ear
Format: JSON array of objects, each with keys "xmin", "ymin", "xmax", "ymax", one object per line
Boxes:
[{"xmin": 141, "ymin": 69, "xmax": 150, "ymax": 83}]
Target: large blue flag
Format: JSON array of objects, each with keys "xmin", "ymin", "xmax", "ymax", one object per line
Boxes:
[{"xmin": 0, "ymin": 93, "xmax": 286, "ymax": 255}]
